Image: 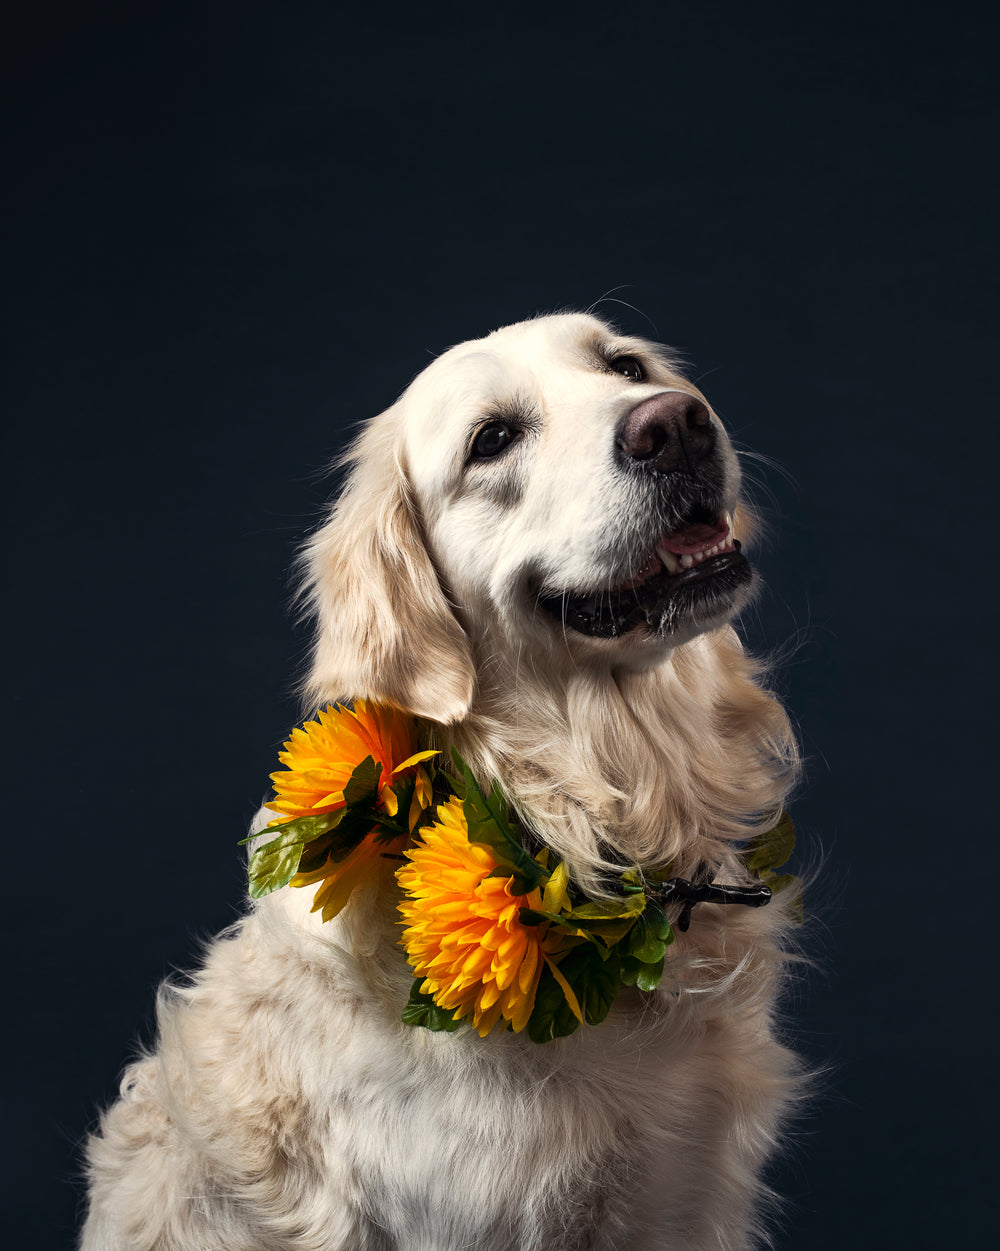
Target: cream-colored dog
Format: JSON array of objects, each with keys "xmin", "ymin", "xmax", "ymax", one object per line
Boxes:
[{"xmin": 81, "ymin": 313, "xmax": 802, "ymax": 1250}]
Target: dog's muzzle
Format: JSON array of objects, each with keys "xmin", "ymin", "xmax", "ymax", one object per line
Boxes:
[{"xmin": 535, "ymin": 393, "xmax": 752, "ymax": 639}]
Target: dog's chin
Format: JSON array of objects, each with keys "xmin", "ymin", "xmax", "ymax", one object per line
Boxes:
[{"xmin": 535, "ymin": 546, "xmax": 754, "ymax": 646}]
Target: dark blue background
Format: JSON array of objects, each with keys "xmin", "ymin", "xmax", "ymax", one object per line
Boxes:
[{"xmin": 5, "ymin": 2, "xmax": 997, "ymax": 1245}]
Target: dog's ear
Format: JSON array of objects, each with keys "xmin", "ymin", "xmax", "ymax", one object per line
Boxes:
[{"xmin": 300, "ymin": 409, "xmax": 475, "ymax": 725}]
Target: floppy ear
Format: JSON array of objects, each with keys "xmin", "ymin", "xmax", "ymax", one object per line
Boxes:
[{"xmin": 300, "ymin": 408, "xmax": 475, "ymax": 725}]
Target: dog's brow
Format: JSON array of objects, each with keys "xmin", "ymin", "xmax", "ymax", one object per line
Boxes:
[
  {"xmin": 578, "ymin": 334, "xmax": 661, "ymax": 372},
  {"xmin": 577, "ymin": 333, "xmax": 617, "ymax": 369},
  {"xmin": 485, "ymin": 393, "xmax": 540, "ymax": 422},
  {"xmin": 593, "ymin": 336, "xmax": 684, "ymax": 379}
]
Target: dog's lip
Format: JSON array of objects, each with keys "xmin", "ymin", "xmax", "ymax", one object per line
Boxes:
[
  {"xmin": 532, "ymin": 509, "xmax": 750, "ymax": 638},
  {"xmin": 615, "ymin": 517, "xmax": 732, "ymax": 591},
  {"xmin": 534, "ymin": 542, "xmax": 750, "ymax": 640},
  {"xmin": 658, "ymin": 519, "xmax": 730, "ymax": 555}
]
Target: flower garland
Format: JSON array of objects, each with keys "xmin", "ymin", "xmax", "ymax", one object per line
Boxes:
[{"xmin": 246, "ymin": 702, "xmax": 798, "ymax": 1044}]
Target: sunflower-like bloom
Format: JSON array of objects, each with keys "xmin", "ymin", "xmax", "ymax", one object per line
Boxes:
[
  {"xmin": 268, "ymin": 700, "xmax": 433, "ymax": 824},
  {"xmin": 396, "ymin": 798, "xmax": 547, "ymax": 1037},
  {"xmin": 269, "ymin": 701, "xmax": 436, "ymax": 922}
]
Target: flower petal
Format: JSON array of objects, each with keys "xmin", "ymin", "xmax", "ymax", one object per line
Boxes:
[{"xmin": 393, "ymin": 749, "xmax": 441, "ymax": 773}]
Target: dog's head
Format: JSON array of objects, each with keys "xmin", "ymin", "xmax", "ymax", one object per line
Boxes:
[{"xmin": 303, "ymin": 313, "xmax": 754, "ymax": 723}]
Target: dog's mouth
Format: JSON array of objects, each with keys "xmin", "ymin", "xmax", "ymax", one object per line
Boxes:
[{"xmin": 535, "ymin": 509, "xmax": 753, "ymax": 639}]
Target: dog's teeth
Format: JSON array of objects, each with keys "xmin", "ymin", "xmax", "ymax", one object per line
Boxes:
[
  {"xmin": 656, "ymin": 534, "xmax": 736, "ymax": 576},
  {"xmin": 656, "ymin": 546, "xmax": 681, "ymax": 574}
]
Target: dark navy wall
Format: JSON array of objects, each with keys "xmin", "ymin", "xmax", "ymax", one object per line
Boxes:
[{"xmin": 5, "ymin": 2, "xmax": 996, "ymax": 1245}]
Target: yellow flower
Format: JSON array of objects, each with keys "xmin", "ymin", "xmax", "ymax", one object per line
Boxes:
[
  {"xmin": 268, "ymin": 701, "xmax": 436, "ymax": 922},
  {"xmin": 396, "ymin": 798, "xmax": 547, "ymax": 1037},
  {"xmin": 268, "ymin": 700, "xmax": 434, "ymax": 824}
]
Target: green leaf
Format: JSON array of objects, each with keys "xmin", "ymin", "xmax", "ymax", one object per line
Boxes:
[
  {"xmin": 401, "ymin": 981, "xmax": 464, "ymax": 1032},
  {"xmin": 520, "ymin": 884, "xmax": 658, "ymax": 954},
  {"xmin": 624, "ymin": 916, "xmax": 666, "ymax": 965},
  {"xmin": 619, "ymin": 956, "xmax": 640, "ymax": 987},
  {"xmin": 743, "ymin": 809, "xmax": 796, "ymax": 875},
  {"xmin": 237, "ymin": 810, "xmax": 344, "ymax": 848},
  {"xmin": 618, "ymin": 900, "xmax": 672, "ymax": 992},
  {"xmin": 625, "ymin": 899, "xmax": 673, "ymax": 958},
  {"xmin": 451, "ymin": 749, "xmax": 547, "ymax": 895},
  {"xmin": 623, "ymin": 953, "xmax": 665, "ymax": 992},
  {"xmin": 528, "ymin": 944, "xmax": 623, "ymax": 1040},
  {"xmin": 643, "ymin": 897, "xmax": 674, "ymax": 943},
  {"xmin": 566, "ymin": 893, "xmax": 647, "ymax": 922},
  {"xmin": 343, "ymin": 755, "xmax": 383, "ymax": 808},
  {"xmin": 576, "ymin": 917, "xmax": 641, "ymax": 948},
  {"xmin": 246, "ymin": 809, "xmax": 345, "ymax": 899},
  {"xmin": 565, "ymin": 878, "xmax": 673, "ymax": 950},
  {"xmin": 565, "ymin": 943, "xmax": 623, "ymax": 1025},
  {"xmin": 522, "ymin": 893, "xmax": 677, "ymax": 1040},
  {"xmin": 526, "ymin": 964, "xmax": 585, "ymax": 1043}
]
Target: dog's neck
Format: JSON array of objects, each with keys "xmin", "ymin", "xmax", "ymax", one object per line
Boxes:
[{"xmin": 445, "ymin": 627, "xmax": 798, "ymax": 895}]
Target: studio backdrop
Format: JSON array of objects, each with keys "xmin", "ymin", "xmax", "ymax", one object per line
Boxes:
[{"xmin": 4, "ymin": 2, "xmax": 996, "ymax": 1247}]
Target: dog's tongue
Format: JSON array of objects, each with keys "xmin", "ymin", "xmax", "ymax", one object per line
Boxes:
[{"xmin": 659, "ymin": 520, "xmax": 729, "ymax": 555}]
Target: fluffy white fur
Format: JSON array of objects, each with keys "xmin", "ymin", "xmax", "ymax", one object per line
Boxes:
[{"xmin": 81, "ymin": 313, "xmax": 803, "ymax": 1250}]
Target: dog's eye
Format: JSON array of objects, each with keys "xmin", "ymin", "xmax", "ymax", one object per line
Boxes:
[
  {"xmin": 609, "ymin": 355, "xmax": 645, "ymax": 382},
  {"xmin": 470, "ymin": 422, "xmax": 516, "ymax": 460}
]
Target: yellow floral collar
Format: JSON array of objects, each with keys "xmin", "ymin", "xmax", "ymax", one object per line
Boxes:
[{"xmin": 245, "ymin": 702, "xmax": 797, "ymax": 1044}]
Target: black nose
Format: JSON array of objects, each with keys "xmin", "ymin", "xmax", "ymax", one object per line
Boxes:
[{"xmin": 618, "ymin": 391, "xmax": 715, "ymax": 473}]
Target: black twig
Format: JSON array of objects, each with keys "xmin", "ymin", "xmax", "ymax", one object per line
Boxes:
[{"xmin": 650, "ymin": 877, "xmax": 773, "ymax": 932}]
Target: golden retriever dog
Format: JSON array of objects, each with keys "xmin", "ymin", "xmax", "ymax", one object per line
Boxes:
[{"xmin": 81, "ymin": 313, "xmax": 802, "ymax": 1250}]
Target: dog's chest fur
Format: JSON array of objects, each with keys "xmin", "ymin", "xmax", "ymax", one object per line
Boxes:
[
  {"xmin": 86, "ymin": 878, "xmax": 794, "ymax": 1251},
  {"xmin": 83, "ymin": 632, "xmax": 798, "ymax": 1251}
]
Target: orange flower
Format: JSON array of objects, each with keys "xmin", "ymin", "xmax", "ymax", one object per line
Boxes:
[
  {"xmin": 268, "ymin": 700, "xmax": 434, "ymax": 825},
  {"xmin": 396, "ymin": 798, "xmax": 547, "ymax": 1037},
  {"xmin": 268, "ymin": 701, "xmax": 436, "ymax": 922}
]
